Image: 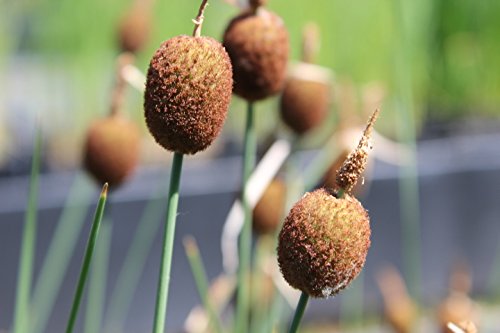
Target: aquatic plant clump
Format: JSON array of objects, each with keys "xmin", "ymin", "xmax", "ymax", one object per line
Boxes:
[
  {"xmin": 277, "ymin": 188, "xmax": 371, "ymax": 298},
  {"xmin": 83, "ymin": 115, "xmax": 140, "ymax": 188},
  {"xmin": 223, "ymin": 6, "xmax": 289, "ymax": 101},
  {"xmin": 144, "ymin": 35, "xmax": 233, "ymax": 154}
]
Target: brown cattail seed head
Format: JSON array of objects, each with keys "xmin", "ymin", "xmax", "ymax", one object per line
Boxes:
[
  {"xmin": 336, "ymin": 109, "xmax": 379, "ymax": 192},
  {"xmin": 117, "ymin": 4, "xmax": 151, "ymax": 54},
  {"xmin": 277, "ymin": 188, "xmax": 371, "ymax": 298},
  {"xmin": 83, "ymin": 115, "xmax": 140, "ymax": 188},
  {"xmin": 253, "ymin": 179, "xmax": 286, "ymax": 235},
  {"xmin": 223, "ymin": 8, "xmax": 289, "ymax": 101},
  {"xmin": 280, "ymin": 77, "xmax": 330, "ymax": 135},
  {"xmin": 144, "ymin": 35, "xmax": 233, "ymax": 154}
]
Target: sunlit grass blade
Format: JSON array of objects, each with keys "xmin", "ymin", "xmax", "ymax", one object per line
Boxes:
[
  {"xmin": 12, "ymin": 127, "xmax": 42, "ymax": 333},
  {"xmin": 84, "ymin": 219, "xmax": 113, "ymax": 333},
  {"xmin": 30, "ymin": 173, "xmax": 94, "ymax": 333},
  {"xmin": 65, "ymin": 183, "xmax": 109, "ymax": 333},
  {"xmin": 183, "ymin": 236, "xmax": 224, "ymax": 333}
]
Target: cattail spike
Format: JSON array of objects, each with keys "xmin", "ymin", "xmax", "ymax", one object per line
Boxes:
[{"xmin": 335, "ymin": 109, "xmax": 379, "ymax": 193}]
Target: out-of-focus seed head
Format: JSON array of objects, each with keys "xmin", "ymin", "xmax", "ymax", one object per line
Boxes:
[
  {"xmin": 144, "ymin": 35, "xmax": 233, "ymax": 154},
  {"xmin": 277, "ymin": 188, "xmax": 371, "ymax": 298},
  {"xmin": 83, "ymin": 115, "xmax": 140, "ymax": 188},
  {"xmin": 117, "ymin": 5, "xmax": 151, "ymax": 54},
  {"xmin": 280, "ymin": 77, "xmax": 330, "ymax": 135},
  {"xmin": 223, "ymin": 8, "xmax": 289, "ymax": 101},
  {"xmin": 249, "ymin": 0, "xmax": 268, "ymax": 9},
  {"xmin": 253, "ymin": 179, "xmax": 286, "ymax": 235},
  {"xmin": 336, "ymin": 109, "xmax": 379, "ymax": 193}
]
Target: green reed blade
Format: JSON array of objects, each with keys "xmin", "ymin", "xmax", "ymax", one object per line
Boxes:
[
  {"xmin": 12, "ymin": 127, "xmax": 42, "ymax": 333},
  {"xmin": 65, "ymin": 183, "xmax": 108, "ymax": 333},
  {"xmin": 184, "ymin": 236, "xmax": 224, "ymax": 333}
]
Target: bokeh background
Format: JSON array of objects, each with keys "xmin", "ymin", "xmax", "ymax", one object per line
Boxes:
[{"xmin": 1, "ymin": 0, "xmax": 500, "ymax": 332}]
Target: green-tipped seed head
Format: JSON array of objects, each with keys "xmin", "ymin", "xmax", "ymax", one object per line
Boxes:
[
  {"xmin": 277, "ymin": 188, "xmax": 371, "ymax": 298},
  {"xmin": 83, "ymin": 115, "xmax": 140, "ymax": 188},
  {"xmin": 144, "ymin": 35, "xmax": 233, "ymax": 154},
  {"xmin": 223, "ymin": 8, "xmax": 289, "ymax": 101}
]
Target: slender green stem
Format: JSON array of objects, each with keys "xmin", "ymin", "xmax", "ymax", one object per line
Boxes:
[
  {"xmin": 84, "ymin": 219, "xmax": 113, "ymax": 333},
  {"xmin": 235, "ymin": 102, "xmax": 256, "ymax": 333},
  {"xmin": 184, "ymin": 236, "xmax": 224, "ymax": 333},
  {"xmin": 152, "ymin": 152, "xmax": 184, "ymax": 333},
  {"xmin": 12, "ymin": 128, "xmax": 42, "ymax": 333},
  {"xmin": 65, "ymin": 183, "xmax": 109, "ymax": 333},
  {"xmin": 104, "ymin": 185, "xmax": 166, "ymax": 333},
  {"xmin": 288, "ymin": 292, "xmax": 309, "ymax": 333},
  {"xmin": 31, "ymin": 173, "xmax": 93, "ymax": 333}
]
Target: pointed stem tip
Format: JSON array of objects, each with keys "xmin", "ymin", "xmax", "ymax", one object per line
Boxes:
[
  {"xmin": 101, "ymin": 183, "xmax": 109, "ymax": 198},
  {"xmin": 363, "ymin": 108, "xmax": 380, "ymax": 138}
]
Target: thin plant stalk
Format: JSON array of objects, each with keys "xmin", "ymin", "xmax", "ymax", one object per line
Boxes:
[
  {"xmin": 65, "ymin": 183, "xmax": 109, "ymax": 333},
  {"xmin": 392, "ymin": 0, "xmax": 421, "ymax": 300},
  {"xmin": 12, "ymin": 128, "xmax": 42, "ymax": 333},
  {"xmin": 84, "ymin": 219, "xmax": 113, "ymax": 333},
  {"xmin": 152, "ymin": 152, "xmax": 184, "ymax": 333},
  {"xmin": 235, "ymin": 101, "xmax": 256, "ymax": 333},
  {"xmin": 104, "ymin": 185, "xmax": 166, "ymax": 333},
  {"xmin": 31, "ymin": 173, "xmax": 94, "ymax": 333},
  {"xmin": 183, "ymin": 236, "xmax": 224, "ymax": 333},
  {"xmin": 288, "ymin": 292, "xmax": 309, "ymax": 333}
]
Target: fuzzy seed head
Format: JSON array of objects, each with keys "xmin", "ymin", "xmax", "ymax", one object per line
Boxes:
[
  {"xmin": 223, "ymin": 8, "xmax": 289, "ymax": 101},
  {"xmin": 83, "ymin": 115, "xmax": 140, "ymax": 188},
  {"xmin": 249, "ymin": 0, "xmax": 268, "ymax": 9},
  {"xmin": 336, "ymin": 109, "xmax": 379, "ymax": 192},
  {"xmin": 118, "ymin": 6, "xmax": 151, "ymax": 54},
  {"xmin": 144, "ymin": 35, "xmax": 233, "ymax": 154},
  {"xmin": 253, "ymin": 179, "xmax": 286, "ymax": 235},
  {"xmin": 280, "ymin": 78, "xmax": 330, "ymax": 135},
  {"xmin": 277, "ymin": 188, "xmax": 371, "ymax": 298}
]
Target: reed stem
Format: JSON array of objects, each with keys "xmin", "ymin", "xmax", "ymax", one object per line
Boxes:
[
  {"xmin": 184, "ymin": 236, "xmax": 224, "ymax": 333},
  {"xmin": 12, "ymin": 128, "xmax": 42, "ymax": 333},
  {"xmin": 152, "ymin": 152, "xmax": 184, "ymax": 333},
  {"xmin": 288, "ymin": 292, "xmax": 309, "ymax": 333},
  {"xmin": 235, "ymin": 102, "xmax": 256, "ymax": 333},
  {"xmin": 65, "ymin": 183, "xmax": 109, "ymax": 333}
]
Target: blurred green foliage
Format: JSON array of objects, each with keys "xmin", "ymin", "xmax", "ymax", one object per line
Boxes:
[{"xmin": 1, "ymin": 0, "xmax": 499, "ymax": 140}]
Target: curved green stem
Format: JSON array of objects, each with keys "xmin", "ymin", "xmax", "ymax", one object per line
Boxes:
[
  {"xmin": 288, "ymin": 292, "xmax": 309, "ymax": 333},
  {"xmin": 12, "ymin": 128, "xmax": 42, "ymax": 333},
  {"xmin": 152, "ymin": 152, "xmax": 184, "ymax": 333},
  {"xmin": 235, "ymin": 102, "xmax": 256, "ymax": 333},
  {"xmin": 65, "ymin": 183, "xmax": 109, "ymax": 333}
]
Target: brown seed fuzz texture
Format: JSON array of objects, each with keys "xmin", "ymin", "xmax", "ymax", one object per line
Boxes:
[
  {"xmin": 280, "ymin": 78, "xmax": 330, "ymax": 134},
  {"xmin": 253, "ymin": 179, "xmax": 286, "ymax": 235},
  {"xmin": 336, "ymin": 109, "xmax": 379, "ymax": 192},
  {"xmin": 223, "ymin": 8, "xmax": 289, "ymax": 101},
  {"xmin": 144, "ymin": 36, "xmax": 233, "ymax": 154},
  {"xmin": 277, "ymin": 188, "xmax": 371, "ymax": 298},
  {"xmin": 84, "ymin": 115, "xmax": 140, "ymax": 188}
]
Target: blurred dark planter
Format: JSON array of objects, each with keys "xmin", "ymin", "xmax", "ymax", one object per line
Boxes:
[{"xmin": 1, "ymin": 132, "xmax": 500, "ymax": 332}]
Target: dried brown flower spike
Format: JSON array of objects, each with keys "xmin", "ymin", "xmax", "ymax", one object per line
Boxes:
[
  {"xmin": 117, "ymin": 0, "xmax": 153, "ymax": 54},
  {"xmin": 144, "ymin": 0, "xmax": 233, "ymax": 154},
  {"xmin": 277, "ymin": 188, "xmax": 370, "ymax": 298},
  {"xmin": 222, "ymin": 0, "xmax": 289, "ymax": 101},
  {"xmin": 253, "ymin": 179, "xmax": 286, "ymax": 235},
  {"xmin": 83, "ymin": 113, "xmax": 140, "ymax": 188},
  {"xmin": 336, "ymin": 109, "xmax": 379, "ymax": 193}
]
